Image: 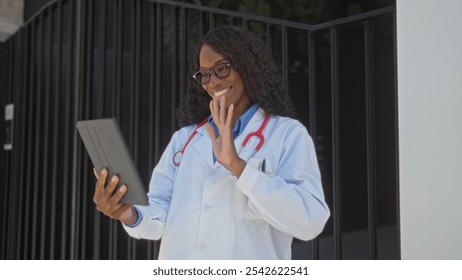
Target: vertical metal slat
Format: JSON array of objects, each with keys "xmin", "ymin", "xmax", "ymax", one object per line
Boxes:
[
  {"xmin": 96, "ymin": 0, "xmax": 108, "ymax": 260},
  {"xmin": 70, "ymin": 0, "xmax": 84, "ymax": 260},
  {"xmin": 179, "ymin": 7, "xmax": 187, "ymax": 102},
  {"xmin": 0, "ymin": 35, "xmax": 9, "ymax": 254},
  {"xmin": 153, "ymin": 3, "xmax": 163, "ymax": 259},
  {"xmin": 199, "ymin": 10, "xmax": 205, "ymax": 36},
  {"xmin": 60, "ymin": 0, "xmax": 76, "ymax": 260},
  {"xmin": 308, "ymin": 30, "xmax": 319, "ymax": 260},
  {"xmin": 266, "ymin": 24, "xmax": 272, "ymax": 53},
  {"xmin": 24, "ymin": 22, "xmax": 36, "ymax": 259},
  {"xmin": 40, "ymin": 6, "xmax": 54, "ymax": 259},
  {"xmin": 330, "ymin": 26, "xmax": 342, "ymax": 260},
  {"xmin": 209, "ymin": 12, "xmax": 215, "ymax": 29},
  {"xmin": 49, "ymin": 0, "xmax": 63, "ymax": 259},
  {"xmin": 5, "ymin": 29, "xmax": 16, "ymax": 260},
  {"xmin": 113, "ymin": 0, "xmax": 123, "ymax": 119},
  {"xmin": 31, "ymin": 13, "xmax": 45, "ymax": 259},
  {"xmin": 392, "ymin": 11, "xmax": 401, "ymax": 260},
  {"xmin": 15, "ymin": 25, "xmax": 29, "ymax": 260},
  {"xmin": 11, "ymin": 33, "xmax": 22, "ymax": 259},
  {"xmin": 171, "ymin": 7, "xmax": 178, "ymax": 134},
  {"xmin": 364, "ymin": 20, "xmax": 377, "ymax": 260},
  {"xmin": 133, "ymin": 0, "xmax": 142, "ymax": 258},
  {"xmin": 147, "ymin": 1, "xmax": 156, "ymax": 260},
  {"xmin": 111, "ymin": 0, "xmax": 124, "ymax": 259},
  {"xmin": 281, "ymin": 26, "xmax": 289, "ymax": 90}
]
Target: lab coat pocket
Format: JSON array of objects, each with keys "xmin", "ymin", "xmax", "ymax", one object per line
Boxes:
[
  {"xmin": 233, "ymin": 188, "xmax": 260, "ymax": 220},
  {"xmin": 247, "ymin": 158, "xmax": 274, "ymax": 177},
  {"xmin": 232, "ymin": 158, "xmax": 273, "ymax": 220}
]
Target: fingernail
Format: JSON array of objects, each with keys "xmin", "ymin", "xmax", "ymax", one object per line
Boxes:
[
  {"xmin": 111, "ymin": 175, "xmax": 118, "ymax": 182},
  {"xmin": 119, "ymin": 185, "xmax": 127, "ymax": 192},
  {"xmin": 102, "ymin": 168, "xmax": 107, "ymax": 175}
]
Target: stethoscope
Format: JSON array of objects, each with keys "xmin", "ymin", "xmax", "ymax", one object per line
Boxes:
[{"xmin": 173, "ymin": 113, "xmax": 270, "ymax": 166}]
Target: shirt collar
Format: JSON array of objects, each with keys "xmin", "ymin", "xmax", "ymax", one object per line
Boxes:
[{"xmin": 208, "ymin": 103, "xmax": 259, "ymax": 139}]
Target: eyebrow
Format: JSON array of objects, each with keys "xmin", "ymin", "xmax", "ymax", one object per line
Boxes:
[{"xmin": 199, "ymin": 59, "xmax": 230, "ymax": 70}]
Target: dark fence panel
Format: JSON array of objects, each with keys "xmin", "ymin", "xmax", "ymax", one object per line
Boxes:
[{"xmin": 0, "ymin": 0, "xmax": 398, "ymax": 260}]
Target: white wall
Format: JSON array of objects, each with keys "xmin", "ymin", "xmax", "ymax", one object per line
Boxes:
[{"xmin": 397, "ymin": 0, "xmax": 462, "ymax": 259}]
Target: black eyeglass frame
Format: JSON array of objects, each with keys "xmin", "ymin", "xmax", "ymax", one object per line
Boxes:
[{"xmin": 192, "ymin": 62, "xmax": 233, "ymax": 85}]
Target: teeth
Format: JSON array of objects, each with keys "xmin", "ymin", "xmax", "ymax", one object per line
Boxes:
[{"xmin": 214, "ymin": 87, "xmax": 230, "ymax": 97}]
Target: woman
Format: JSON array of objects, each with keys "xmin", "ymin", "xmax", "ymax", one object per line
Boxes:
[{"xmin": 93, "ymin": 25, "xmax": 330, "ymax": 259}]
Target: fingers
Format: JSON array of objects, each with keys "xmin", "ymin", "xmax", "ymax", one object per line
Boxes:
[
  {"xmin": 210, "ymin": 96, "xmax": 232, "ymax": 128},
  {"xmin": 93, "ymin": 168, "xmax": 99, "ymax": 179},
  {"xmin": 211, "ymin": 98, "xmax": 220, "ymax": 125},
  {"xmin": 105, "ymin": 175, "xmax": 120, "ymax": 197},
  {"xmin": 93, "ymin": 168, "xmax": 108, "ymax": 203},
  {"xmin": 219, "ymin": 96, "xmax": 226, "ymax": 124},
  {"xmin": 209, "ymin": 100, "xmax": 217, "ymax": 125},
  {"xmin": 107, "ymin": 183, "xmax": 126, "ymax": 204},
  {"xmin": 92, "ymin": 168, "xmax": 133, "ymax": 222},
  {"xmin": 226, "ymin": 104, "xmax": 234, "ymax": 127},
  {"xmin": 95, "ymin": 183, "xmax": 129, "ymax": 218},
  {"xmin": 210, "ymin": 96, "xmax": 227, "ymax": 124},
  {"xmin": 101, "ymin": 184, "xmax": 128, "ymax": 216},
  {"xmin": 93, "ymin": 169, "xmax": 121, "ymax": 208},
  {"xmin": 205, "ymin": 123, "xmax": 218, "ymax": 142}
]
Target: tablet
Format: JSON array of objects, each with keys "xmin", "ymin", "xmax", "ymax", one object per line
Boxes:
[{"xmin": 76, "ymin": 118, "xmax": 148, "ymax": 205}]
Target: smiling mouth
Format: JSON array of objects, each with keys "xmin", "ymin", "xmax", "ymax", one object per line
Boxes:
[{"xmin": 213, "ymin": 87, "xmax": 231, "ymax": 97}]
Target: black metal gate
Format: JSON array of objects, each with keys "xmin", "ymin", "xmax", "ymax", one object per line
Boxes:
[{"xmin": 1, "ymin": 0, "xmax": 399, "ymax": 260}]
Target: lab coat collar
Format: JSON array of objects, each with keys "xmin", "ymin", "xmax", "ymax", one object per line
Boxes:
[{"xmin": 193, "ymin": 107, "xmax": 267, "ymax": 169}]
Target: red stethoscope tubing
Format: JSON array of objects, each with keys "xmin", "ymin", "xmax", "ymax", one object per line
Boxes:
[
  {"xmin": 173, "ymin": 113, "xmax": 270, "ymax": 166},
  {"xmin": 173, "ymin": 118, "xmax": 208, "ymax": 166},
  {"xmin": 240, "ymin": 113, "xmax": 270, "ymax": 153}
]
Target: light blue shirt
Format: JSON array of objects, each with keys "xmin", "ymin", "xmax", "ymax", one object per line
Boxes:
[
  {"xmin": 208, "ymin": 103, "xmax": 259, "ymax": 139},
  {"xmin": 208, "ymin": 103, "xmax": 259, "ymax": 162}
]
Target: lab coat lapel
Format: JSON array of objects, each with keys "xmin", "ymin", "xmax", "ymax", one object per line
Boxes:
[{"xmin": 192, "ymin": 126, "xmax": 214, "ymax": 169}]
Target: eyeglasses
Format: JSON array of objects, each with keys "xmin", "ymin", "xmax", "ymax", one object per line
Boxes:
[{"xmin": 192, "ymin": 62, "xmax": 232, "ymax": 85}]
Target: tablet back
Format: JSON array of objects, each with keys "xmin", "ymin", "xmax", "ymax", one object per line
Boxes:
[{"xmin": 76, "ymin": 118, "xmax": 148, "ymax": 205}]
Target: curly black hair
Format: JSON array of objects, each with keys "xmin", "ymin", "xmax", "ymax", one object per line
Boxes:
[{"xmin": 177, "ymin": 25, "xmax": 295, "ymax": 127}]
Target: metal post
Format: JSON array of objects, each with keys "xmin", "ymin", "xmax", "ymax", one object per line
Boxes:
[{"xmin": 392, "ymin": 10, "xmax": 401, "ymax": 260}]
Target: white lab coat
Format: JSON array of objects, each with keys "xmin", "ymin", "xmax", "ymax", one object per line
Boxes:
[{"xmin": 123, "ymin": 107, "xmax": 330, "ymax": 259}]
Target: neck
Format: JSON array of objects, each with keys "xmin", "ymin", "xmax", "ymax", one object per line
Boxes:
[{"xmin": 230, "ymin": 102, "xmax": 253, "ymax": 128}]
